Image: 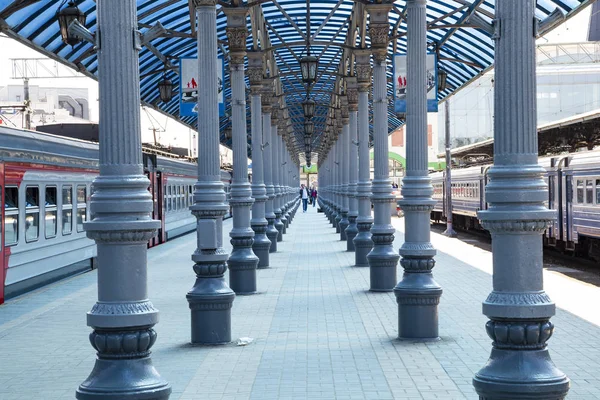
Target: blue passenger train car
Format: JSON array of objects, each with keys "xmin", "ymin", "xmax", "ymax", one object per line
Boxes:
[
  {"xmin": 0, "ymin": 125, "xmax": 232, "ymax": 304},
  {"xmin": 431, "ymin": 149, "xmax": 600, "ymax": 260}
]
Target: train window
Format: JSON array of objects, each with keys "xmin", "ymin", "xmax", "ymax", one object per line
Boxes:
[
  {"xmin": 76, "ymin": 185, "xmax": 87, "ymax": 232},
  {"xmin": 576, "ymin": 180, "xmax": 584, "ymax": 204},
  {"xmin": 586, "ymin": 180, "xmax": 594, "ymax": 205},
  {"xmin": 179, "ymin": 186, "xmax": 183, "ymax": 210},
  {"xmin": 180, "ymin": 186, "xmax": 184, "ymax": 210},
  {"xmin": 167, "ymin": 185, "xmax": 171, "ymax": 212},
  {"xmin": 597, "ymin": 179, "xmax": 600, "ymax": 205},
  {"xmin": 45, "ymin": 186, "xmax": 57, "ymax": 239},
  {"xmin": 25, "ymin": 186, "xmax": 40, "ymax": 243},
  {"xmin": 62, "ymin": 186, "xmax": 73, "ymax": 235},
  {"xmin": 5, "ymin": 186, "xmax": 18, "ymax": 246}
]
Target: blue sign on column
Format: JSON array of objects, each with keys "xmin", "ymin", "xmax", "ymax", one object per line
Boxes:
[
  {"xmin": 179, "ymin": 56, "xmax": 225, "ymax": 117},
  {"xmin": 393, "ymin": 53, "xmax": 438, "ymax": 113}
]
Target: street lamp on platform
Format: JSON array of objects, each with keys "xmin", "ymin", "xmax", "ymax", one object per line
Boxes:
[
  {"xmin": 302, "ymin": 97, "xmax": 316, "ymax": 120},
  {"xmin": 58, "ymin": 1, "xmax": 86, "ymax": 46},
  {"xmin": 158, "ymin": 72, "xmax": 174, "ymax": 103}
]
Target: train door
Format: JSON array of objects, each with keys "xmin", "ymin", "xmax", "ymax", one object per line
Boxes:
[
  {"xmin": 480, "ymin": 167, "xmax": 489, "ymax": 211},
  {"xmin": 0, "ymin": 162, "xmax": 5, "ymax": 304},
  {"xmin": 564, "ymin": 171, "xmax": 574, "ymax": 249},
  {"xmin": 156, "ymin": 172, "xmax": 166, "ymax": 244},
  {"xmin": 547, "ymin": 158, "xmax": 557, "ymax": 246},
  {"xmin": 147, "ymin": 170, "xmax": 159, "ymax": 248}
]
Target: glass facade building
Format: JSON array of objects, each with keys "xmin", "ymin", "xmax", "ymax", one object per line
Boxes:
[{"xmin": 439, "ymin": 42, "xmax": 600, "ymax": 151}]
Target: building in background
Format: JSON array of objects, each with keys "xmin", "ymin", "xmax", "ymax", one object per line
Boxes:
[
  {"xmin": 588, "ymin": 1, "xmax": 600, "ymax": 41},
  {"xmin": 438, "ymin": 41, "xmax": 600, "ymax": 152},
  {"xmin": 0, "ymin": 84, "xmax": 89, "ymax": 128}
]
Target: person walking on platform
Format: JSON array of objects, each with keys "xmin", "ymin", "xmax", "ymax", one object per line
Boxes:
[
  {"xmin": 300, "ymin": 184, "xmax": 309, "ymax": 212},
  {"xmin": 311, "ymin": 187, "xmax": 317, "ymax": 207}
]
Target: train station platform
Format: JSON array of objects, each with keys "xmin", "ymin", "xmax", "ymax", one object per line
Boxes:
[{"xmin": 1, "ymin": 208, "xmax": 600, "ymax": 400}]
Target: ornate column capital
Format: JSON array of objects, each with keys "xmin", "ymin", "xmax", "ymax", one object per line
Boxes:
[
  {"xmin": 271, "ymin": 103, "xmax": 279, "ymax": 123},
  {"xmin": 191, "ymin": 0, "xmax": 217, "ymax": 7},
  {"xmin": 354, "ymin": 49, "xmax": 372, "ymax": 92},
  {"xmin": 247, "ymin": 51, "xmax": 264, "ymax": 94},
  {"xmin": 346, "ymin": 76, "xmax": 359, "ymax": 112},
  {"xmin": 224, "ymin": 7, "xmax": 249, "ymax": 65},
  {"xmin": 366, "ymin": 3, "xmax": 391, "ymax": 48},
  {"xmin": 262, "ymin": 79, "xmax": 273, "ymax": 113},
  {"xmin": 278, "ymin": 117, "xmax": 287, "ymax": 132},
  {"xmin": 225, "ymin": 27, "xmax": 248, "ymax": 64}
]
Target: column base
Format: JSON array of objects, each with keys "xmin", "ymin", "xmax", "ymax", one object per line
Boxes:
[
  {"xmin": 353, "ymin": 226, "xmax": 373, "ymax": 267},
  {"xmin": 280, "ymin": 214, "xmax": 288, "ymax": 234},
  {"xmin": 339, "ymin": 211, "xmax": 349, "ymax": 241},
  {"xmin": 187, "ymin": 277, "xmax": 235, "ymax": 345},
  {"xmin": 251, "ymin": 224, "xmax": 271, "ymax": 269},
  {"xmin": 367, "ymin": 234, "xmax": 399, "ymax": 291},
  {"xmin": 442, "ymin": 225, "xmax": 457, "ymax": 238},
  {"xmin": 228, "ymin": 238, "xmax": 259, "ymax": 295},
  {"xmin": 274, "ymin": 211, "xmax": 284, "ymax": 242},
  {"xmin": 473, "ymin": 348, "xmax": 569, "ymax": 400},
  {"xmin": 335, "ymin": 213, "xmax": 342, "ymax": 233},
  {"xmin": 76, "ymin": 356, "xmax": 171, "ymax": 400},
  {"xmin": 394, "ymin": 272, "xmax": 442, "ymax": 340},
  {"xmin": 345, "ymin": 217, "xmax": 358, "ymax": 252},
  {"xmin": 266, "ymin": 217, "xmax": 278, "ymax": 253}
]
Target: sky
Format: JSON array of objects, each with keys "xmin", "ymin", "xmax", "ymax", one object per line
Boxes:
[
  {"xmin": 0, "ymin": 3, "xmax": 593, "ymax": 152},
  {"xmin": 0, "ymin": 33, "xmax": 197, "ymax": 152}
]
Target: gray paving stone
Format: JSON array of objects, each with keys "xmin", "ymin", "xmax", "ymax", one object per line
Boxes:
[{"xmin": 0, "ymin": 208, "xmax": 599, "ymax": 399}]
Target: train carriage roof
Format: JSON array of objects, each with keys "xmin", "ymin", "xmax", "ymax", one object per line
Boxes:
[
  {"xmin": 0, "ymin": 125, "xmax": 99, "ymax": 168},
  {"xmin": 0, "ymin": 0, "xmax": 592, "ymax": 162}
]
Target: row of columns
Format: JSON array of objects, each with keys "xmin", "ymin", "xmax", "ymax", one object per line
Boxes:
[
  {"xmin": 318, "ymin": 1, "xmax": 569, "ymax": 399},
  {"xmin": 77, "ymin": 0, "xmax": 300, "ymax": 398},
  {"xmin": 76, "ymin": 0, "xmax": 568, "ymax": 399}
]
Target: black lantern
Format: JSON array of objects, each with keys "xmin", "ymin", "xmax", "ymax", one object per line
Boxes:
[
  {"xmin": 158, "ymin": 73, "xmax": 174, "ymax": 103},
  {"xmin": 302, "ymin": 97, "xmax": 316, "ymax": 120},
  {"xmin": 438, "ymin": 69, "xmax": 448, "ymax": 92},
  {"xmin": 300, "ymin": 49, "xmax": 318, "ymax": 84},
  {"xmin": 304, "ymin": 121, "xmax": 314, "ymax": 135},
  {"xmin": 304, "ymin": 135, "xmax": 311, "ymax": 147},
  {"xmin": 58, "ymin": 1, "xmax": 86, "ymax": 46}
]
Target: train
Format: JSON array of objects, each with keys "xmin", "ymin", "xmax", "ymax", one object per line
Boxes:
[
  {"xmin": 0, "ymin": 125, "xmax": 232, "ymax": 304},
  {"xmin": 430, "ymin": 149, "xmax": 600, "ymax": 261}
]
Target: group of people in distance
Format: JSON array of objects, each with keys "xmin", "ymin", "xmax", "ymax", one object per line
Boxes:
[{"xmin": 299, "ymin": 184, "xmax": 318, "ymax": 213}]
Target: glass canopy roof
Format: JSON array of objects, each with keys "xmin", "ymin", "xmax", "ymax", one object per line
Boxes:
[{"xmin": 0, "ymin": 0, "xmax": 592, "ymax": 160}]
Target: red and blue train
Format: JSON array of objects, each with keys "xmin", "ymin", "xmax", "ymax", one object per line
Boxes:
[{"xmin": 0, "ymin": 125, "xmax": 232, "ymax": 304}]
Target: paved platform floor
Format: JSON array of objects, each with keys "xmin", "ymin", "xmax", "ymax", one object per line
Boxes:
[{"xmin": 1, "ymin": 205, "xmax": 600, "ymax": 399}]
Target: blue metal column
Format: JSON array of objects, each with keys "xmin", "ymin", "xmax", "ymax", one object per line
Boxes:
[
  {"xmin": 77, "ymin": 1, "xmax": 171, "ymax": 398},
  {"xmin": 186, "ymin": 0, "xmax": 235, "ymax": 344},
  {"xmin": 248, "ymin": 52, "xmax": 271, "ymax": 268},
  {"xmin": 366, "ymin": 4, "xmax": 399, "ymax": 291},
  {"xmin": 394, "ymin": 0, "xmax": 442, "ymax": 340},
  {"xmin": 262, "ymin": 82, "xmax": 278, "ymax": 253},
  {"xmin": 473, "ymin": 1, "xmax": 570, "ymax": 398},
  {"xmin": 334, "ymin": 109, "xmax": 342, "ymax": 232},
  {"xmin": 345, "ymin": 77, "xmax": 359, "ymax": 251},
  {"xmin": 272, "ymin": 108, "xmax": 284, "ymax": 241},
  {"xmin": 284, "ymin": 144, "xmax": 292, "ymax": 225},
  {"xmin": 278, "ymin": 121, "xmax": 288, "ymax": 232},
  {"xmin": 224, "ymin": 7, "xmax": 259, "ymax": 295},
  {"xmin": 354, "ymin": 50, "xmax": 374, "ymax": 267},
  {"xmin": 339, "ymin": 95, "xmax": 350, "ymax": 241}
]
